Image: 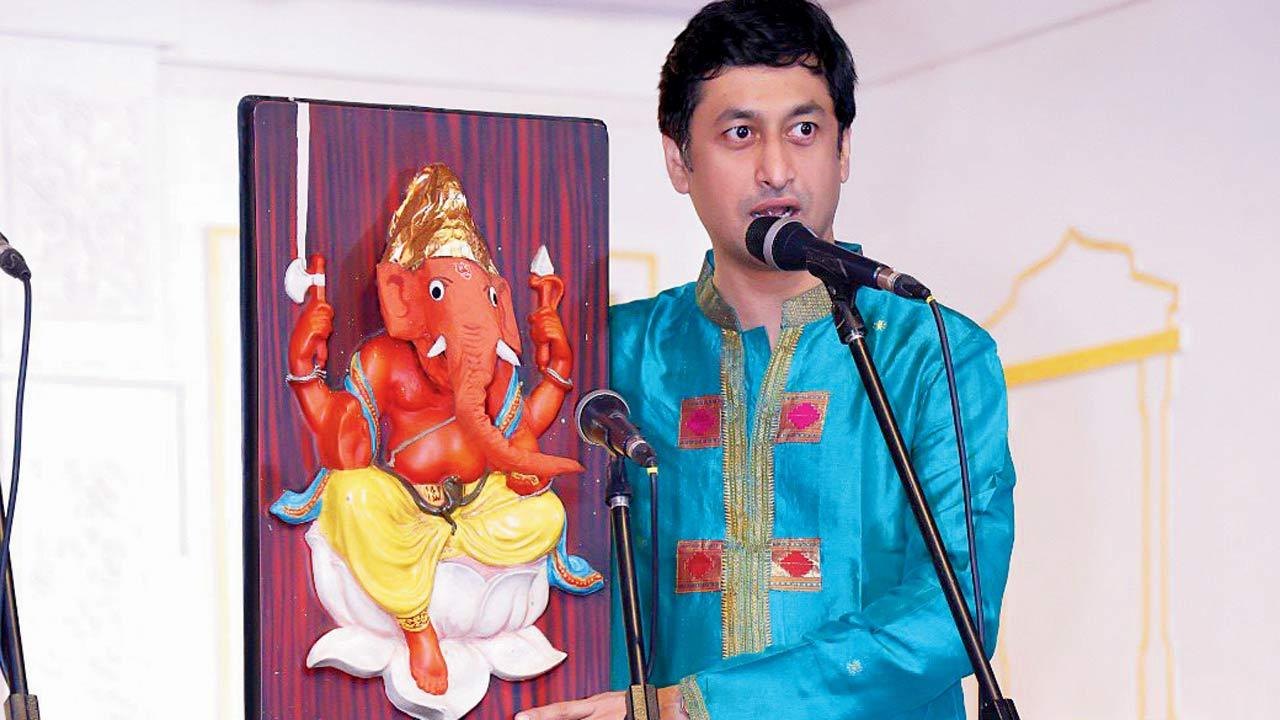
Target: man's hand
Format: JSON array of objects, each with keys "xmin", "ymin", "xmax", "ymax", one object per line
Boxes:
[{"xmin": 515, "ymin": 686, "xmax": 688, "ymax": 720}]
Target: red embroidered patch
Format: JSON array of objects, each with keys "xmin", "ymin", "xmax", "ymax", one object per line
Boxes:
[
  {"xmin": 776, "ymin": 391, "xmax": 829, "ymax": 444},
  {"xmin": 769, "ymin": 538, "xmax": 821, "ymax": 591},
  {"xmin": 675, "ymin": 538, "xmax": 820, "ymax": 593},
  {"xmin": 778, "ymin": 550, "xmax": 815, "ymax": 577},
  {"xmin": 675, "ymin": 540, "xmax": 724, "ymax": 593},
  {"xmin": 678, "ymin": 395, "xmax": 722, "ymax": 449}
]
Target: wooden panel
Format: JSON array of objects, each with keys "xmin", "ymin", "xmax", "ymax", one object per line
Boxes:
[{"xmin": 241, "ymin": 97, "xmax": 610, "ymax": 719}]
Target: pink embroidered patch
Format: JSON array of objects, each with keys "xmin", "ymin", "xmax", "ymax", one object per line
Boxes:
[
  {"xmin": 686, "ymin": 407, "xmax": 716, "ymax": 435},
  {"xmin": 788, "ymin": 402, "xmax": 820, "ymax": 430},
  {"xmin": 776, "ymin": 391, "xmax": 829, "ymax": 444},
  {"xmin": 678, "ymin": 395, "xmax": 722, "ymax": 449}
]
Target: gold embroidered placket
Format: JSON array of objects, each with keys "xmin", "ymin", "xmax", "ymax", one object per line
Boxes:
[
  {"xmin": 694, "ymin": 258, "xmax": 831, "ymax": 660},
  {"xmin": 718, "ymin": 325, "xmax": 804, "ymax": 657}
]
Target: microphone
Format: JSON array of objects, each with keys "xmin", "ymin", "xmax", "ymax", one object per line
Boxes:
[
  {"xmin": 0, "ymin": 231, "xmax": 31, "ymax": 281},
  {"xmin": 746, "ymin": 216, "xmax": 928, "ymax": 300},
  {"xmin": 575, "ymin": 389, "xmax": 658, "ymax": 468}
]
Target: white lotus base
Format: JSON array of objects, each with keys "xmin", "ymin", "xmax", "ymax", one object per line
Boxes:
[{"xmin": 304, "ymin": 524, "xmax": 566, "ymax": 720}]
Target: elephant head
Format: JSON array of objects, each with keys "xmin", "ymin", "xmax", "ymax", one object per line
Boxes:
[{"xmin": 374, "ymin": 164, "xmax": 581, "ymax": 479}]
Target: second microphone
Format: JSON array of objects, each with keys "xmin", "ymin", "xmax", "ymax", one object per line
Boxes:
[{"xmin": 575, "ymin": 389, "xmax": 658, "ymax": 468}]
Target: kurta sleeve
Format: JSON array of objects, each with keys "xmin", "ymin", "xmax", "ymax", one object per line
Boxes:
[{"xmin": 677, "ymin": 321, "xmax": 1016, "ymax": 720}]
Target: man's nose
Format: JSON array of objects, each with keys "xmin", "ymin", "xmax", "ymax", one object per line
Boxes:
[{"xmin": 755, "ymin": 136, "xmax": 795, "ymax": 191}]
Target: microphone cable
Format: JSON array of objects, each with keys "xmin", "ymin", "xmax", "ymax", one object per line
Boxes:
[
  {"xmin": 925, "ymin": 296, "xmax": 986, "ymax": 650},
  {"xmin": 645, "ymin": 465, "xmax": 658, "ymax": 680},
  {"xmin": 0, "ymin": 276, "xmax": 32, "ymax": 690}
]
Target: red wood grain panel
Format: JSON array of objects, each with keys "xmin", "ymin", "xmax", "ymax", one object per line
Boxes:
[{"xmin": 240, "ymin": 97, "xmax": 610, "ymax": 719}]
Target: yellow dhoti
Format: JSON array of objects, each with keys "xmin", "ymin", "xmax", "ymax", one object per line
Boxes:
[{"xmin": 316, "ymin": 467, "xmax": 565, "ymax": 629}]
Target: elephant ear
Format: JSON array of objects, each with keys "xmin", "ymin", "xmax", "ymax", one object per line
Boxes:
[
  {"xmin": 492, "ymin": 275, "xmax": 523, "ymax": 356},
  {"xmin": 375, "ymin": 262, "xmax": 430, "ymax": 340}
]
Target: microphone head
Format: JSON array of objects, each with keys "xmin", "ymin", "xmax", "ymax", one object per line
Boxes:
[
  {"xmin": 745, "ymin": 216, "xmax": 809, "ymax": 271},
  {"xmin": 745, "ymin": 216, "xmax": 775, "ymax": 265},
  {"xmin": 0, "ymin": 231, "xmax": 30, "ymax": 281},
  {"xmin": 574, "ymin": 388, "xmax": 630, "ymax": 446}
]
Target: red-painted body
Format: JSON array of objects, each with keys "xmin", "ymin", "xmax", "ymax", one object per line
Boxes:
[
  {"xmin": 287, "ymin": 254, "xmax": 581, "ymax": 494},
  {"xmin": 285, "ymin": 251, "xmax": 581, "ymax": 693}
]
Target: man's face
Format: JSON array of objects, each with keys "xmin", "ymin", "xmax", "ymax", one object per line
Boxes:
[{"xmin": 663, "ymin": 63, "xmax": 851, "ymax": 271}]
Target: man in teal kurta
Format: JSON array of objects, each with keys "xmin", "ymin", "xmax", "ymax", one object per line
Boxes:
[
  {"xmin": 519, "ymin": 2, "xmax": 1015, "ymax": 718},
  {"xmin": 605, "ymin": 254, "xmax": 1014, "ymax": 719}
]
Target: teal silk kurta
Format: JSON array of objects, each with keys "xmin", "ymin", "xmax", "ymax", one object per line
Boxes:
[{"xmin": 606, "ymin": 250, "xmax": 1016, "ymax": 719}]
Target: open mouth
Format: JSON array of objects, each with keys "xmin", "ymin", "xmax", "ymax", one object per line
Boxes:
[{"xmin": 749, "ymin": 201, "xmax": 800, "ymax": 220}]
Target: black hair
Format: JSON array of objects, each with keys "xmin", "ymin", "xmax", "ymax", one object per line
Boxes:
[{"xmin": 659, "ymin": 0, "xmax": 857, "ymax": 163}]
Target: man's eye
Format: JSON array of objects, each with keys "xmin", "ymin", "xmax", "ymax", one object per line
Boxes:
[
  {"xmin": 726, "ymin": 126, "xmax": 752, "ymax": 141},
  {"xmin": 793, "ymin": 121, "xmax": 816, "ymax": 137}
]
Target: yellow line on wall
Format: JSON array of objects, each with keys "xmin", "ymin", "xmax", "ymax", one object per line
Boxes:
[
  {"xmin": 1136, "ymin": 361, "xmax": 1153, "ymax": 720},
  {"xmin": 985, "ymin": 227, "xmax": 1180, "ymax": 331},
  {"xmin": 1159, "ymin": 353, "xmax": 1177, "ymax": 719},
  {"xmin": 609, "ymin": 250, "xmax": 660, "ymax": 299},
  {"xmin": 1003, "ymin": 328, "xmax": 1179, "ymax": 388},
  {"xmin": 207, "ymin": 226, "xmax": 237, "ymax": 719},
  {"xmin": 983, "ymin": 227, "xmax": 1182, "ymax": 718}
]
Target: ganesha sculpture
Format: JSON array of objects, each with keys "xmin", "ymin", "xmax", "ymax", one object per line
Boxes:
[{"xmin": 270, "ymin": 163, "xmax": 602, "ymax": 719}]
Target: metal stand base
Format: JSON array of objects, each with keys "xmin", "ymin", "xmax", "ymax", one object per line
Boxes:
[
  {"xmin": 980, "ymin": 697, "xmax": 1020, "ymax": 720},
  {"xmin": 4, "ymin": 694, "xmax": 38, "ymax": 720}
]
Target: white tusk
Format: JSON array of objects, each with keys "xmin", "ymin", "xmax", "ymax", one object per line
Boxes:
[
  {"xmin": 530, "ymin": 244, "xmax": 555, "ymax": 277},
  {"xmin": 426, "ymin": 335, "xmax": 447, "ymax": 358},
  {"xmin": 496, "ymin": 339, "xmax": 522, "ymax": 367}
]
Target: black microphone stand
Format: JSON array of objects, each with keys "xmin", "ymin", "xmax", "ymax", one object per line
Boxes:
[
  {"xmin": 0, "ymin": 506, "xmax": 34, "ymax": 720},
  {"xmin": 823, "ymin": 278, "xmax": 1020, "ymax": 720},
  {"xmin": 605, "ymin": 456, "xmax": 660, "ymax": 720}
]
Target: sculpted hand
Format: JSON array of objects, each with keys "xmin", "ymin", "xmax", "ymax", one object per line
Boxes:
[
  {"xmin": 529, "ymin": 271, "xmax": 565, "ymax": 310},
  {"xmin": 288, "ymin": 256, "xmax": 333, "ymax": 376},
  {"xmin": 514, "ymin": 687, "xmax": 688, "ymax": 720},
  {"xmin": 527, "ymin": 303, "xmax": 570, "ymax": 373}
]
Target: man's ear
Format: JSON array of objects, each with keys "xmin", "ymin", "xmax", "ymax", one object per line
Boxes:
[
  {"xmin": 839, "ymin": 126, "xmax": 852, "ymax": 183},
  {"xmin": 661, "ymin": 134, "xmax": 692, "ymax": 195}
]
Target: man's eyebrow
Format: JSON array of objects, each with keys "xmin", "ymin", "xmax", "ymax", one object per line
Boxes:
[
  {"xmin": 713, "ymin": 103, "xmax": 828, "ymax": 124},
  {"xmin": 787, "ymin": 102, "xmax": 827, "ymax": 119},
  {"xmin": 714, "ymin": 107, "xmax": 759, "ymax": 124}
]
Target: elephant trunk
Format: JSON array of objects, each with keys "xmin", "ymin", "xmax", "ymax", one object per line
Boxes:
[{"xmin": 449, "ymin": 324, "xmax": 583, "ymax": 478}]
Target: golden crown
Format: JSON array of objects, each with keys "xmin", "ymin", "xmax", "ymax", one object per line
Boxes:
[{"xmin": 383, "ymin": 163, "xmax": 498, "ymax": 274}]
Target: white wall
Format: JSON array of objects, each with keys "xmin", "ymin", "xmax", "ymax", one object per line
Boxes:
[
  {"xmin": 832, "ymin": 1, "xmax": 1280, "ymax": 718},
  {"xmin": 0, "ymin": 0, "xmax": 1275, "ymax": 717}
]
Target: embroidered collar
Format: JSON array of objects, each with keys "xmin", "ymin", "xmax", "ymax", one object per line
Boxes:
[{"xmin": 694, "ymin": 251, "xmax": 833, "ymax": 331}]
